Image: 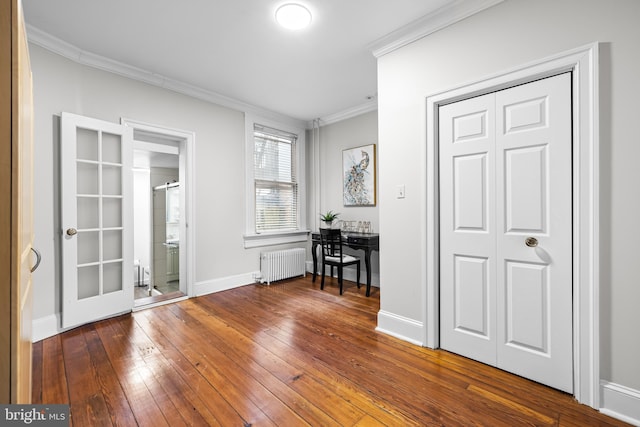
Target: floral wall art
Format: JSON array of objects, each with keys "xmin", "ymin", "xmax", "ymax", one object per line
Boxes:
[{"xmin": 343, "ymin": 144, "xmax": 376, "ymax": 206}]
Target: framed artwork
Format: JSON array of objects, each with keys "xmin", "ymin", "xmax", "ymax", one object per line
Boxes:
[{"xmin": 342, "ymin": 144, "xmax": 376, "ymax": 206}]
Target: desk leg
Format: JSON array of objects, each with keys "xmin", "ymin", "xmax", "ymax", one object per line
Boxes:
[
  {"xmin": 364, "ymin": 249, "xmax": 372, "ymax": 297},
  {"xmin": 312, "ymin": 241, "xmax": 319, "ymax": 282}
]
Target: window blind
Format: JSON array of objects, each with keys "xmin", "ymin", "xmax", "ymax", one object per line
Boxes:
[{"xmin": 254, "ymin": 124, "xmax": 298, "ymax": 232}]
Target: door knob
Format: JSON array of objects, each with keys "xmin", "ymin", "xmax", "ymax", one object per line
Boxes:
[
  {"xmin": 66, "ymin": 228, "xmax": 77, "ymax": 236},
  {"xmin": 525, "ymin": 237, "xmax": 538, "ymax": 247}
]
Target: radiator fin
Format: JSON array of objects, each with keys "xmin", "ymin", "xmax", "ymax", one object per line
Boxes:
[{"xmin": 260, "ymin": 248, "xmax": 306, "ymax": 285}]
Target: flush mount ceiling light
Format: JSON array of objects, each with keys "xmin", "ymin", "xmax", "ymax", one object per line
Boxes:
[{"xmin": 275, "ymin": 3, "xmax": 312, "ymax": 30}]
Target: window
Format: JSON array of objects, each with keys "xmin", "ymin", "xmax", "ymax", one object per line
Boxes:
[
  {"xmin": 244, "ymin": 116, "xmax": 307, "ymax": 248},
  {"xmin": 254, "ymin": 124, "xmax": 298, "ymax": 232}
]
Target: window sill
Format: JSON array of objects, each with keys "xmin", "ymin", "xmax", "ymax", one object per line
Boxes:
[{"xmin": 243, "ymin": 230, "xmax": 310, "ymax": 248}]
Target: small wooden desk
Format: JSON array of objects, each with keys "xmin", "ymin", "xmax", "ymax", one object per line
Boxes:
[{"xmin": 311, "ymin": 231, "xmax": 379, "ymax": 296}]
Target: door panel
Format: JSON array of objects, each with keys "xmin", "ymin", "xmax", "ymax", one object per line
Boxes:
[
  {"xmin": 1, "ymin": 0, "xmax": 34, "ymax": 403},
  {"xmin": 505, "ymin": 261, "xmax": 549, "ymax": 353},
  {"xmin": 454, "ymin": 154, "xmax": 488, "ymax": 231},
  {"xmin": 453, "ymin": 255, "xmax": 490, "ymax": 338},
  {"xmin": 440, "ymin": 73, "xmax": 573, "ymax": 393},
  {"xmin": 61, "ymin": 112, "xmax": 133, "ymax": 329},
  {"xmin": 496, "ymin": 73, "xmax": 573, "ymax": 392},
  {"xmin": 440, "ymin": 93, "xmax": 497, "ymax": 366},
  {"xmin": 504, "ymin": 146, "xmax": 547, "ymax": 232}
]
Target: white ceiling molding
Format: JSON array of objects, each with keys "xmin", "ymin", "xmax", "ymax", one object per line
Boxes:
[
  {"xmin": 368, "ymin": 0, "xmax": 504, "ymax": 58},
  {"xmin": 26, "ymin": 24, "xmax": 307, "ymax": 130},
  {"xmin": 309, "ymin": 99, "xmax": 378, "ymax": 129}
]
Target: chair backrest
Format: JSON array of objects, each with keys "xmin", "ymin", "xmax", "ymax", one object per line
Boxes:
[{"xmin": 319, "ymin": 228, "xmax": 343, "ymax": 259}]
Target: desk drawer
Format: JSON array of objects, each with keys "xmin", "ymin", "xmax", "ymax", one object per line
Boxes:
[{"xmin": 348, "ymin": 237, "xmax": 365, "ymax": 245}]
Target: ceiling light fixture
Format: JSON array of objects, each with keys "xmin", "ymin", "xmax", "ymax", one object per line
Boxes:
[{"xmin": 275, "ymin": 3, "xmax": 312, "ymax": 30}]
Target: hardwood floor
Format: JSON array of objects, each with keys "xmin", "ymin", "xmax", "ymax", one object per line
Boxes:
[{"xmin": 32, "ymin": 276, "xmax": 628, "ymax": 426}]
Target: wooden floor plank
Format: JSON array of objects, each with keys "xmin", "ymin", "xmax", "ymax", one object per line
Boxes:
[
  {"xmin": 192, "ymin": 289, "xmax": 422, "ymax": 426},
  {"xmin": 203, "ymin": 283, "xmax": 516, "ymax": 426},
  {"xmin": 171, "ymin": 301, "xmax": 364, "ymax": 426},
  {"xmin": 31, "ymin": 340, "xmax": 42, "ymax": 403},
  {"xmin": 120, "ymin": 314, "xmax": 216, "ymax": 426},
  {"xmin": 139, "ymin": 305, "xmax": 306, "ymax": 426},
  {"xmin": 134, "ymin": 308, "xmax": 277, "ymax": 426},
  {"xmin": 93, "ymin": 318, "xmax": 171, "ymax": 427},
  {"xmin": 82, "ymin": 324, "xmax": 138, "ymax": 426},
  {"xmin": 128, "ymin": 317, "xmax": 246, "ymax": 427},
  {"xmin": 34, "ymin": 277, "xmax": 631, "ymax": 427},
  {"xmin": 40, "ymin": 335, "xmax": 70, "ymax": 405},
  {"xmin": 60, "ymin": 328, "xmax": 113, "ymax": 427}
]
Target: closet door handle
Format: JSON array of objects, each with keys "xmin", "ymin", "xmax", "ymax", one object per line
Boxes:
[{"xmin": 30, "ymin": 247, "xmax": 42, "ymax": 273}]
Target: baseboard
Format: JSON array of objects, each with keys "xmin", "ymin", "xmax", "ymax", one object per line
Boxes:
[
  {"xmin": 32, "ymin": 313, "xmax": 63, "ymax": 343},
  {"xmin": 600, "ymin": 381, "xmax": 640, "ymax": 426},
  {"xmin": 376, "ymin": 310, "xmax": 424, "ymax": 346},
  {"xmin": 193, "ymin": 272, "xmax": 258, "ymax": 296}
]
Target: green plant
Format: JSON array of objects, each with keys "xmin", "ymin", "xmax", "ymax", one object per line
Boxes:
[{"xmin": 319, "ymin": 210, "xmax": 340, "ymax": 222}]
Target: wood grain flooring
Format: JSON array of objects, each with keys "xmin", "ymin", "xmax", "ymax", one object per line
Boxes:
[{"xmin": 32, "ymin": 276, "xmax": 629, "ymax": 426}]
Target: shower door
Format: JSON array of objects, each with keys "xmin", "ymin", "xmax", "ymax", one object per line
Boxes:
[{"xmin": 61, "ymin": 112, "xmax": 133, "ymax": 328}]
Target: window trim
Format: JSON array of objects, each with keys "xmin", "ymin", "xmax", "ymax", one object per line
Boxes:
[{"xmin": 244, "ymin": 114, "xmax": 308, "ymax": 248}]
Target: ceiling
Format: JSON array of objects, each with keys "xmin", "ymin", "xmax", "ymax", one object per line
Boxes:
[{"xmin": 23, "ymin": 0, "xmax": 478, "ymax": 123}]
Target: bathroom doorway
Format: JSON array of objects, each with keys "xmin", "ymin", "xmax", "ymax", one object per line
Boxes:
[{"xmin": 128, "ymin": 121, "xmax": 194, "ymax": 308}]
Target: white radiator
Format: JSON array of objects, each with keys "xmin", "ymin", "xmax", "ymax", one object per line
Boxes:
[{"xmin": 260, "ymin": 248, "xmax": 306, "ymax": 285}]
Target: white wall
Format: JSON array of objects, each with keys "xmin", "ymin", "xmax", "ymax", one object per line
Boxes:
[
  {"xmin": 30, "ymin": 44, "xmax": 306, "ymax": 332},
  {"xmin": 377, "ymin": 0, "xmax": 640, "ymax": 411},
  {"xmin": 132, "ymin": 169, "xmax": 150, "ymax": 284},
  {"xmin": 307, "ymin": 111, "xmax": 380, "ymax": 284}
]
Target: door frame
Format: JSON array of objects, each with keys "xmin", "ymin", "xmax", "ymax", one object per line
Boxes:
[
  {"xmin": 121, "ymin": 118, "xmax": 196, "ymax": 299},
  {"xmin": 424, "ymin": 43, "xmax": 599, "ymax": 407}
]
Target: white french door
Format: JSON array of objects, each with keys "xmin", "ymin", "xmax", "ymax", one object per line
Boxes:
[
  {"xmin": 439, "ymin": 73, "xmax": 573, "ymax": 392},
  {"xmin": 61, "ymin": 112, "xmax": 133, "ymax": 328}
]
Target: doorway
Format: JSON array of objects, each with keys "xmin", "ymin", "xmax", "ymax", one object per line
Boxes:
[
  {"xmin": 133, "ymin": 145, "xmax": 185, "ymax": 307},
  {"xmin": 124, "ymin": 118, "xmax": 195, "ymax": 309}
]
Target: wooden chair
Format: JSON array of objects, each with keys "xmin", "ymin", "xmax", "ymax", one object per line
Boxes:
[{"xmin": 319, "ymin": 228, "xmax": 360, "ymax": 295}]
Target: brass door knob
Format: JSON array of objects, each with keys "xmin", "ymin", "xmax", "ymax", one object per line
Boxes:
[
  {"xmin": 66, "ymin": 228, "xmax": 77, "ymax": 236},
  {"xmin": 525, "ymin": 237, "xmax": 538, "ymax": 247}
]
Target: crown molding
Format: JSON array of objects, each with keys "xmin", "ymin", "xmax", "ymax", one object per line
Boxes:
[
  {"xmin": 308, "ymin": 99, "xmax": 377, "ymax": 129},
  {"xmin": 368, "ymin": 0, "xmax": 504, "ymax": 58},
  {"xmin": 25, "ymin": 25, "xmax": 307, "ymax": 129}
]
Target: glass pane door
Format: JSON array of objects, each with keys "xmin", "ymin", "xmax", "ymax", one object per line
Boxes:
[{"xmin": 61, "ymin": 112, "xmax": 133, "ymax": 328}]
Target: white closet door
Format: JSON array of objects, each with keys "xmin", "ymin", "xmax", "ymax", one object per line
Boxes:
[
  {"xmin": 440, "ymin": 73, "xmax": 573, "ymax": 393},
  {"xmin": 61, "ymin": 112, "xmax": 133, "ymax": 328},
  {"xmin": 439, "ymin": 93, "xmax": 497, "ymax": 366},
  {"xmin": 495, "ymin": 73, "xmax": 573, "ymax": 392}
]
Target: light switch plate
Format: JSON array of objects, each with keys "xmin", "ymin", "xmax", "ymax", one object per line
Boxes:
[{"xmin": 396, "ymin": 185, "xmax": 405, "ymax": 199}]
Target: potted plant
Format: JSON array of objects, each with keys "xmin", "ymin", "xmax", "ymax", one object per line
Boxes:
[{"xmin": 320, "ymin": 210, "xmax": 340, "ymax": 228}]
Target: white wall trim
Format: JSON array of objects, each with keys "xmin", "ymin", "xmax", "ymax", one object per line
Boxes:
[
  {"xmin": 132, "ymin": 296, "xmax": 189, "ymax": 313},
  {"xmin": 368, "ymin": 0, "xmax": 504, "ymax": 58},
  {"xmin": 600, "ymin": 381, "xmax": 640, "ymax": 426},
  {"xmin": 424, "ymin": 43, "xmax": 600, "ymax": 408},
  {"xmin": 376, "ymin": 311, "xmax": 424, "ymax": 346},
  {"xmin": 32, "ymin": 314, "xmax": 63, "ymax": 343},
  {"xmin": 26, "ymin": 25, "xmax": 306, "ymax": 130},
  {"xmin": 243, "ymin": 231, "xmax": 310, "ymax": 249},
  {"xmin": 32, "ymin": 309, "xmax": 128, "ymax": 342},
  {"xmin": 308, "ymin": 99, "xmax": 378, "ymax": 129},
  {"xmin": 194, "ymin": 273, "xmax": 257, "ymax": 297}
]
